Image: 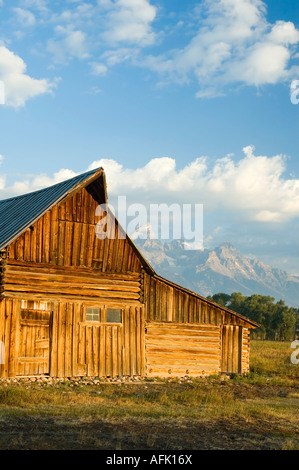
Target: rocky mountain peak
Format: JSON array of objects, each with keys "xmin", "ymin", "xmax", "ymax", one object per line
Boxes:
[{"xmin": 134, "ymin": 237, "xmax": 299, "ymax": 307}]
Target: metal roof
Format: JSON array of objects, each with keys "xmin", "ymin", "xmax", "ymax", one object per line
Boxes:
[{"xmin": 0, "ymin": 167, "xmax": 104, "ymax": 251}]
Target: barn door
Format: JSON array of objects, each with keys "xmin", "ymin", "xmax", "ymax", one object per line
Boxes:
[
  {"xmin": 17, "ymin": 309, "xmax": 52, "ymax": 376},
  {"xmin": 221, "ymin": 325, "xmax": 243, "ymax": 374}
]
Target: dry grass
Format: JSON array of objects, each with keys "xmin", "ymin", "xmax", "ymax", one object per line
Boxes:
[
  {"xmin": 0, "ymin": 340, "xmax": 298, "ymax": 450},
  {"xmin": 249, "ymin": 340, "xmax": 298, "ymax": 382}
]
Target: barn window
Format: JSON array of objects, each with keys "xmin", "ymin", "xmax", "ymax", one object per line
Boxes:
[
  {"xmin": 86, "ymin": 307, "xmax": 100, "ymax": 322},
  {"xmin": 85, "ymin": 307, "xmax": 122, "ymax": 323},
  {"xmin": 106, "ymin": 308, "xmax": 122, "ymax": 323}
]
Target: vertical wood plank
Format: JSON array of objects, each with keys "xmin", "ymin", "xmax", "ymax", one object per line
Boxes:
[
  {"xmin": 117, "ymin": 325, "xmax": 122, "ymax": 376},
  {"xmin": 3, "ymin": 300, "xmax": 12, "ymax": 378},
  {"xmin": 71, "ymin": 303, "xmax": 80, "ymax": 376},
  {"xmin": 93, "ymin": 325, "xmax": 99, "ymax": 377},
  {"xmin": 50, "ymin": 206, "xmax": 59, "ymax": 265},
  {"xmin": 112, "ymin": 325, "xmax": 117, "ymax": 377},
  {"xmin": 72, "ymin": 223, "xmax": 81, "ymax": 266},
  {"xmin": 57, "ymin": 303, "xmax": 66, "ymax": 377},
  {"xmin": 58, "ymin": 221, "xmax": 65, "ymax": 266},
  {"xmin": 105, "ymin": 326, "xmax": 112, "ymax": 376},
  {"xmin": 79, "ymin": 223, "xmax": 88, "ymax": 267},
  {"xmin": 99, "ymin": 325, "xmax": 105, "ymax": 377},
  {"xmin": 9, "ymin": 299, "xmax": 21, "ymax": 378},
  {"xmin": 124, "ymin": 307, "xmax": 130, "ymax": 375},
  {"xmin": 50, "ymin": 302, "xmax": 59, "ymax": 377},
  {"xmin": 140, "ymin": 306, "xmax": 145, "ymax": 376},
  {"xmin": 24, "ymin": 230, "xmax": 31, "ymax": 261},
  {"xmin": 130, "ymin": 306, "xmax": 136, "ymax": 376},
  {"xmin": 86, "ymin": 324, "xmax": 93, "ymax": 376},
  {"xmin": 65, "ymin": 303, "xmax": 73, "ymax": 377},
  {"xmin": 64, "ymin": 222, "xmax": 74, "ymax": 266},
  {"xmin": 43, "ymin": 211, "xmax": 51, "ymax": 264},
  {"xmin": 0, "ymin": 300, "xmax": 6, "ymax": 378}
]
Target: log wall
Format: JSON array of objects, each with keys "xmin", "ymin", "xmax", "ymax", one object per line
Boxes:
[
  {"xmin": 0, "ymin": 185, "xmax": 255, "ymax": 378},
  {"xmin": 145, "ymin": 322, "xmax": 221, "ymax": 377},
  {"xmin": 3, "ymin": 260, "xmax": 141, "ymax": 305},
  {"xmin": 241, "ymin": 328, "xmax": 251, "ymax": 374},
  {"xmin": 0, "ymin": 298, "xmax": 145, "ymax": 378}
]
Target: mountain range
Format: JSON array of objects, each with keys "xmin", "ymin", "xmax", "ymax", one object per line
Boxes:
[{"xmin": 133, "ymin": 228, "xmax": 299, "ymax": 308}]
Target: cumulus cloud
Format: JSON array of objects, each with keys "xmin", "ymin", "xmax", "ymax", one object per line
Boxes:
[
  {"xmin": 3, "ymin": 0, "xmax": 298, "ymax": 95},
  {"xmin": 7, "ymin": 0, "xmax": 298, "ymax": 96},
  {"xmin": 142, "ymin": 0, "xmax": 299, "ymax": 95},
  {"xmin": 0, "ymin": 45, "xmax": 56, "ymax": 107},
  {"xmin": 0, "ymin": 168, "xmax": 78, "ymax": 199},
  {"xmin": 101, "ymin": 0, "xmax": 157, "ymax": 46},
  {"xmin": 1, "ymin": 146, "xmax": 299, "ymax": 224},
  {"xmin": 87, "ymin": 146, "xmax": 299, "ymax": 223}
]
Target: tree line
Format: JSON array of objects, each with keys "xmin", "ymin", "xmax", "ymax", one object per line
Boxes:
[{"xmin": 207, "ymin": 292, "xmax": 299, "ymax": 340}]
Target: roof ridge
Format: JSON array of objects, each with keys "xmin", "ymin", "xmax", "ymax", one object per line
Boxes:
[{"xmin": 0, "ymin": 167, "xmax": 101, "ymax": 204}]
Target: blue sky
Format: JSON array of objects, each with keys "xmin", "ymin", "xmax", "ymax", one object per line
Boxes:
[{"xmin": 0, "ymin": 0, "xmax": 299, "ymax": 276}]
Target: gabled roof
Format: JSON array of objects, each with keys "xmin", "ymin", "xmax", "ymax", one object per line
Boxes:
[
  {"xmin": 0, "ymin": 167, "xmax": 156, "ymax": 275},
  {"xmin": 0, "ymin": 167, "xmax": 259, "ymax": 327},
  {"xmin": 0, "ymin": 167, "xmax": 106, "ymax": 251}
]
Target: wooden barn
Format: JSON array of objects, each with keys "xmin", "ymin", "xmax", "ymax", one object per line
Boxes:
[{"xmin": 0, "ymin": 167, "xmax": 258, "ymax": 379}]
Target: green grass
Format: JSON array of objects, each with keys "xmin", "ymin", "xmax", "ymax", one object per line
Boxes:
[{"xmin": 248, "ymin": 339, "xmax": 299, "ymax": 384}]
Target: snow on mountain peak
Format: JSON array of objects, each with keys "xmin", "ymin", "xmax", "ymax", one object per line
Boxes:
[{"xmin": 130, "ymin": 222, "xmax": 157, "ymax": 240}]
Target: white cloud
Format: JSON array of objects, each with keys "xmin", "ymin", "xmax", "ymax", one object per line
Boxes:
[
  {"xmin": 85, "ymin": 85, "xmax": 102, "ymax": 95},
  {"xmin": 90, "ymin": 62, "xmax": 108, "ymax": 76},
  {"xmin": 45, "ymin": 1, "xmax": 156, "ymax": 65},
  {"xmin": 49, "ymin": 3, "xmax": 94, "ymax": 25},
  {"xmin": 47, "ymin": 25, "xmax": 90, "ymax": 63},
  {"xmin": 4, "ymin": 0, "xmax": 298, "ymax": 96},
  {"xmin": 268, "ymin": 21, "xmax": 299, "ymax": 45},
  {"xmin": 87, "ymin": 146, "xmax": 299, "ymax": 223},
  {"xmin": 142, "ymin": 0, "xmax": 299, "ymax": 95},
  {"xmin": 13, "ymin": 8, "xmax": 36, "ymax": 27},
  {"xmin": 19, "ymin": 0, "xmax": 49, "ymax": 13},
  {"xmin": 227, "ymin": 42, "xmax": 291, "ymax": 86},
  {"xmin": 101, "ymin": 0, "xmax": 157, "ymax": 46},
  {"xmin": 1, "ymin": 146, "xmax": 299, "ymax": 223},
  {"xmin": 0, "ymin": 168, "xmax": 78, "ymax": 199},
  {"xmin": 101, "ymin": 47, "xmax": 139, "ymax": 66},
  {"xmin": 0, "ymin": 45, "xmax": 56, "ymax": 107}
]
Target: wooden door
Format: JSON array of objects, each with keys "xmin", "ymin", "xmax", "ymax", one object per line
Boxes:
[
  {"xmin": 221, "ymin": 325, "xmax": 243, "ymax": 374},
  {"xmin": 17, "ymin": 309, "xmax": 52, "ymax": 376}
]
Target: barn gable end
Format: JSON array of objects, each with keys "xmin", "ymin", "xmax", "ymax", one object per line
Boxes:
[{"xmin": 0, "ymin": 168, "xmax": 258, "ymax": 379}]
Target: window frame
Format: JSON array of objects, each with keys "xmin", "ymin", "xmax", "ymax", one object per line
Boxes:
[
  {"xmin": 84, "ymin": 306, "xmax": 123, "ymax": 325},
  {"xmin": 106, "ymin": 308, "xmax": 122, "ymax": 324}
]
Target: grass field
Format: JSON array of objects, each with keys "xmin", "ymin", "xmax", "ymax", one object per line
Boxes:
[{"xmin": 0, "ymin": 340, "xmax": 298, "ymax": 450}]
